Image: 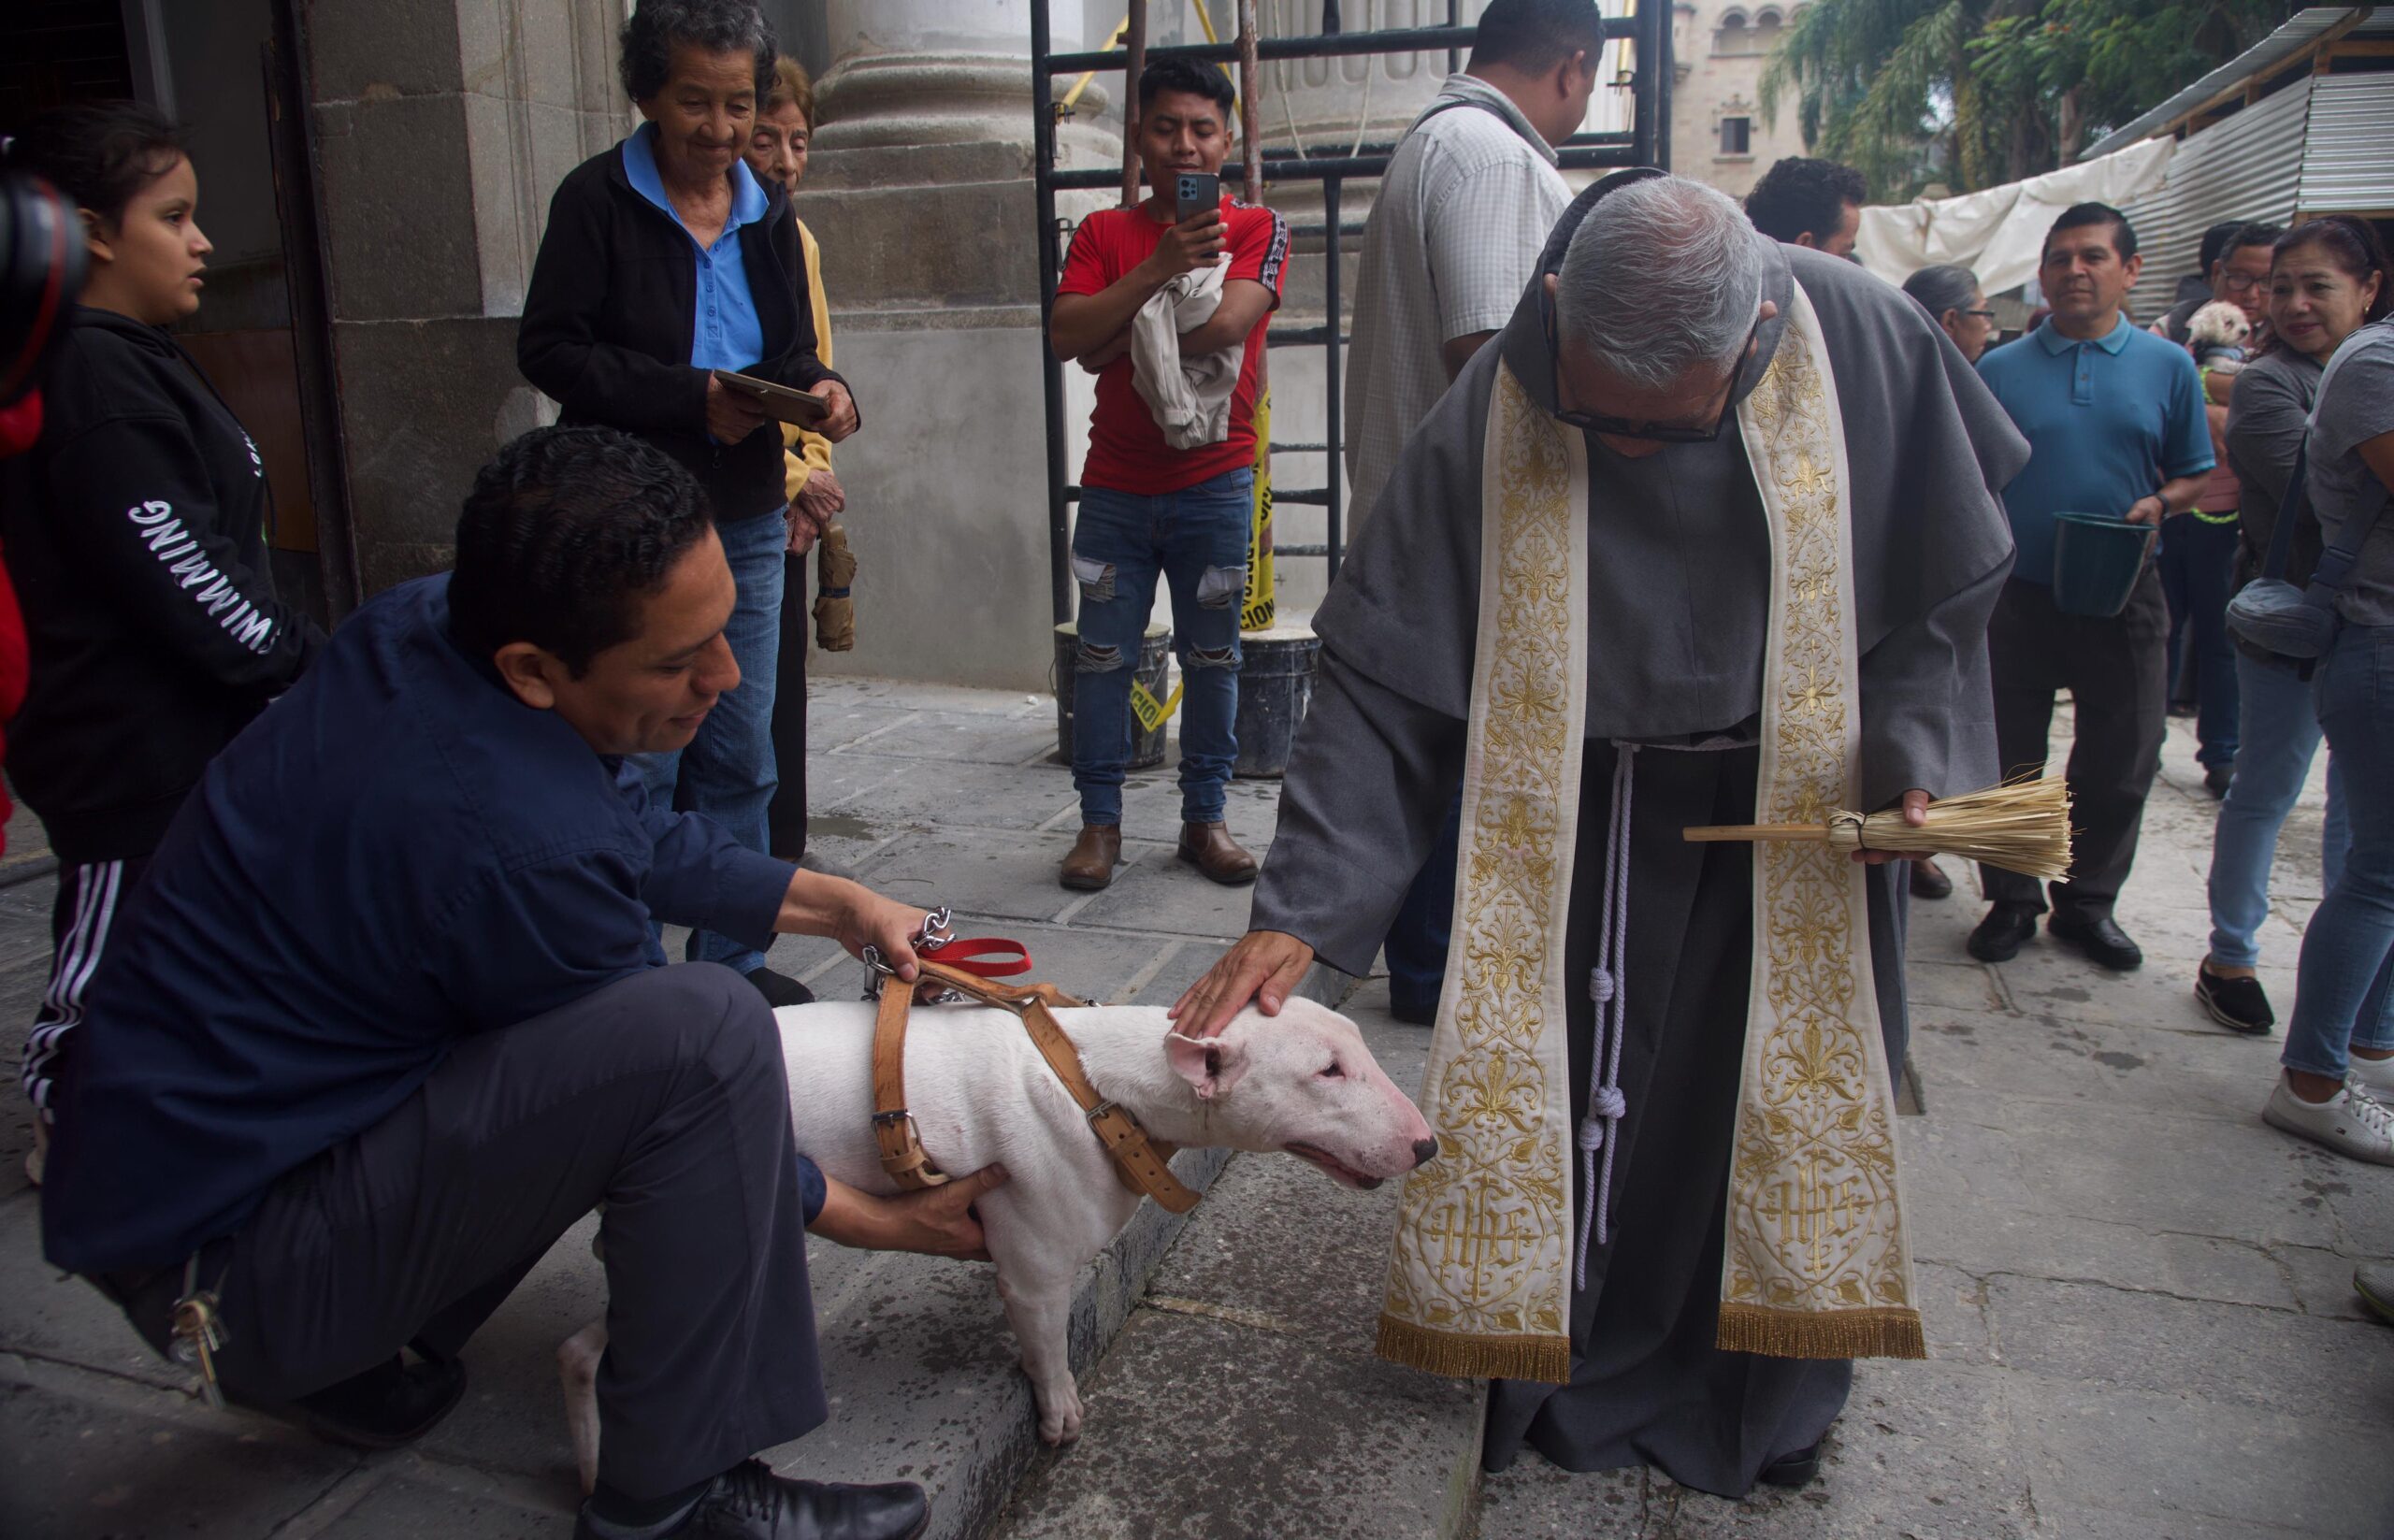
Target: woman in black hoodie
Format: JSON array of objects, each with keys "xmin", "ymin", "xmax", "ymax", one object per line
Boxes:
[{"xmin": 2, "ymin": 102, "xmax": 322, "ymax": 1181}]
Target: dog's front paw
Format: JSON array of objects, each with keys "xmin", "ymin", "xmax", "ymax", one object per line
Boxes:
[{"xmin": 1036, "ymin": 1384, "xmax": 1084, "ymax": 1446}]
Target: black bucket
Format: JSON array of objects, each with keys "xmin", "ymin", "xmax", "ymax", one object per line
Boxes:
[
  {"xmin": 1233, "ymin": 622, "xmax": 1320, "ymax": 779},
  {"xmin": 1052, "ymin": 622, "xmax": 1171, "ymax": 770}
]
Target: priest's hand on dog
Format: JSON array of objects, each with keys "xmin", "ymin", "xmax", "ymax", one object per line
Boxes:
[
  {"xmin": 813, "ymin": 1165, "xmax": 1010, "ymax": 1261},
  {"xmin": 1170, "ymin": 929, "xmax": 1317, "ymax": 1040},
  {"xmin": 1853, "ymin": 789, "xmax": 1931, "ymax": 864}
]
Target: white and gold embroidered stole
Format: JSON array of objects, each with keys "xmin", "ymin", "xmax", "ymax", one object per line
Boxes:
[
  {"xmin": 1376, "ymin": 362, "xmax": 1586, "ymax": 1383},
  {"xmin": 1717, "ymin": 284, "xmax": 1923, "ymax": 1360},
  {"xmin": 1376, "ymin": 286, "xmax": 1923, "ymax": 1383}
]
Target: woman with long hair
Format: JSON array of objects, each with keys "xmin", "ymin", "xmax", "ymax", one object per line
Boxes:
[
  {"xmin": 2198, "ymin": 217, "xmax": 2389, "ymax": 1043},
  {"xmin": 2, "ymin": 101, "xmax": 322, "ymax": 1183}
]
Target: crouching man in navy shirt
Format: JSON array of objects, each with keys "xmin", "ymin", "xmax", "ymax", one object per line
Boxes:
[{"xmin": 40, "ymin": 426, "xmax": 990, "ymax": 1540}]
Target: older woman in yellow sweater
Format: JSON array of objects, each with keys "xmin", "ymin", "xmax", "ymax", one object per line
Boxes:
[{"xmin": 749, "ymin": 56, "xmax": 842, "ymax": 861}]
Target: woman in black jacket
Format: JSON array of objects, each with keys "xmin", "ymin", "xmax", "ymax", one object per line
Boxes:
[
  {"xmin": 518, "ymin": 0, "xmax": 856, "ymax": 1009},
  {"xmin": 2, "ymin": 102, "xmax": 323, "ymax": 1180}
]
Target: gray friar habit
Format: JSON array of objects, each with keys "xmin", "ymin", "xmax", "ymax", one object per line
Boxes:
[{"xmin": 1249, "ymin": 181, "xmax": 2027, "ymax": 1496}]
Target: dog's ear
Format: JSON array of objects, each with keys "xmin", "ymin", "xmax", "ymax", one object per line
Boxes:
[{"xmin": 1165, "ymin": 1031, "xmax": 1251, "ymax": 1101}]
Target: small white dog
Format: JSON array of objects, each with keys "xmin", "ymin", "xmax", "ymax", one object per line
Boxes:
[
  {"xmin": 557, "ymin": 996, "xmax": 1434, "ymax": 1490},
  {"xmin": 2187, "ymin": 298, "xmax": 2252, "ymax": 375}
]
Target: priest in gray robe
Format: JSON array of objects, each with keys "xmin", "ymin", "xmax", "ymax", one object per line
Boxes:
[{"xmin": 1173, "ymin": 172, "xmax": 2027, "ymax": 1496}]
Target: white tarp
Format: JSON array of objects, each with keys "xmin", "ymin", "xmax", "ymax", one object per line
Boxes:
[{"xmin": 1853, "ymin": 138, "xmax": 2178, "ymax": 295}]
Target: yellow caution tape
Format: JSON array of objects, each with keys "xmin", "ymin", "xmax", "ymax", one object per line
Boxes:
[
  {"xmin": 1244, "ymin": 385, "xmax": 1276, "ymax": 633},
  {"xmin": 1130, "ymin": 677, "xmax": 1185, "ymax": 733}
]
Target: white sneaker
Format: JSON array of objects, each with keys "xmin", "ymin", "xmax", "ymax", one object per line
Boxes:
[
  {"xmin": 2348, "ymin": 1053, "xmax": 2394, "ymax": 1100},
  {"xmin": 2265, "ymin": 1076, "xmax": 2394, "ymax": 1165}
]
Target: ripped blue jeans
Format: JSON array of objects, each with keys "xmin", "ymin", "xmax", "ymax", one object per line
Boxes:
[{"xmin": 1071, "ymin": 468, "xmax": 1250, "ymax": 826}]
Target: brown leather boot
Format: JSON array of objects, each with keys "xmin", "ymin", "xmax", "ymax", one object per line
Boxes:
[
  {"xmin": 1060, "ymin": 824, "xmax": 1122, "ymax": 890},
  {"xmin": 1176, "ymin": 821, "xmax": 1259, "ymax": 885}
]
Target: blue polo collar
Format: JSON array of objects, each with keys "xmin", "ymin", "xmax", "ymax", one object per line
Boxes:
[
  {"xmin": 622, "ymin": 122, "xmax": 769, "ymax": 237},
  {"xmin": 2034, "ymin": 311, "xmax": 2134, "ymax": 355}
]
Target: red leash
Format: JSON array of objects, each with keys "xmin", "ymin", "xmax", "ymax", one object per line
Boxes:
[{"xmin": 922, "ymin": 937, "xmax": 1033, "ymax": 978}]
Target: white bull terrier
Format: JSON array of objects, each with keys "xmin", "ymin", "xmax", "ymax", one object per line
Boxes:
[{"xmin": 558, "ymin": 995, "xmax": 1434, "ymax": 1490}]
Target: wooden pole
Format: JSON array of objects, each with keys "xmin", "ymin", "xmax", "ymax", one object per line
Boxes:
[
  {"xmin": 1119, "ymin": 1, "xmax": 1147, "ymax": 207},
  {"xmin": 1682, "ymin": 824, "xmax": 1833, "ymax": 843},
  {"xmin": 1237, "ymin": 0, "xmax": 1262, "ymax": 206}
]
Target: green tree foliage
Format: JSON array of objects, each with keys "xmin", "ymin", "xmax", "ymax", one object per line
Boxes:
[{"xmin": 1759, "ymin": 0, "xmax": 2292, "ymax": 199}]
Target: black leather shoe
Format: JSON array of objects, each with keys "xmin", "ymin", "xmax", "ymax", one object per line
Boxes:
[
  {"xmin": 1757, "ymin": 1440, "xmax": 1822, "ymax": 1489},
  {"xmin": 574, "ymin": 1460, "xmax": 930, "ymax": 1540},
  {"xmin": 236, "ymin": 1354, "xmax": 467, "ymax": 1450},
  {"xmin": 745, "ymin": 967, "xmax": 816, "ymax": 1008},
  {"xmin": 1909, "ymin": 858, "xmax": 1954, "ymax": 900},
  {"xmin": 2048, "ymin": 908, "xmax": 2143, "ymax": 971},
  {"xmin": 1966, "ymin": 903, "xmax": 2039, "ymax": 963}
]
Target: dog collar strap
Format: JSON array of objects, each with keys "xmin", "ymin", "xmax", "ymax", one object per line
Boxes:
[{"xmin": 869, "ymin": 958, "xmax": 1202, "ymax": 1215}]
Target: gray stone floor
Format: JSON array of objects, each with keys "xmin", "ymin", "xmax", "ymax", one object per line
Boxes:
[{"xmin": 0, "ymin": 683, "xmax": 2387, "ymax": 1538}]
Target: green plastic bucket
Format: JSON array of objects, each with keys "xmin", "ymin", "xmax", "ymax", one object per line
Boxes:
[{"xmin": 2051, "ymin": 512, "xmax": 2156, "ymax": 618}]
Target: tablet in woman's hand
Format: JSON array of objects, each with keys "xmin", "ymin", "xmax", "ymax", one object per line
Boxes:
[{"xmin": 713, "ymin": 368, "xmax": 830, "ymax": 427}]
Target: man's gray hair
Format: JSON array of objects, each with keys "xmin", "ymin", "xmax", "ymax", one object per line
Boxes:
[{"xmin": 1554, "ymin": 175, "xmax": 1767, "ymax": 391}]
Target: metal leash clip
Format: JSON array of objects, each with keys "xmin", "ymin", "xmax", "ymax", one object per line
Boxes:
[
  {"xmin": 168, "ymin": 1256, "xmax": 229, "ymax": 1409},
  {"xmin": 861, "ymin": 905, "xmax": 956, "ymax": 1000}
]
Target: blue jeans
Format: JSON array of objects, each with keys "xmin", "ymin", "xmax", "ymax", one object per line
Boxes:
[
  {"xmin": 637, "ymin": 509, "xmax": 786, "ymax": 973},
  {"xmin": 2159, "ymin": 512, "xmax": 2241, "ymax": 768},
  {"xmin": 2207, "ymin": 649, "xmax": 2350, "ymax": 969},
  {"xmin": 1070, "ymin": 469, "xmax": 1250, "ymax": 826},
  {"xmin": 2282, "ymin": 624, "xmax": 2394, "ymax": 1080}
]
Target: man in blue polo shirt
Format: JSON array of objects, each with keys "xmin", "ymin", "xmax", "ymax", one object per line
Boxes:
[{"xmin": 1970, "ymin": 202, "xmax": 2214, "ymax": 972}]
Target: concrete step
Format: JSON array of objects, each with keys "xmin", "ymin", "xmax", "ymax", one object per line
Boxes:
[{"xmin": 984, "ymin": 980, "xmax": 1489, "ymax": 1540}]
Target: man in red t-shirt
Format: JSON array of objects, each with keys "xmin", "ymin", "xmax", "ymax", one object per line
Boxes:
[{"xmin": 1049, "ymin": 58, "xmax": 1290, "ymax": 891}]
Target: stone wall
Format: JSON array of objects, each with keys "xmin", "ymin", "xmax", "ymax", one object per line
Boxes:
[
  {"xmin": 1668, "ymin": 0, "xmax": 1809, "ymax": 200},
  {"xmin": 300, "ymin": 0, "xmax": 625, "ymax": 596}
]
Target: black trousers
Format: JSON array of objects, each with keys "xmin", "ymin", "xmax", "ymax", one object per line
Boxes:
[
  {"xmin": 1981, "ymin": 569, "xmax": 2170, "ymax": 914},
  {"xmin": 768, "ymin": 550, "xmax": 810, "ymax": 861},
  {"xmin": 105, "ymin": 964, "xmax": 824, "ymax": 1500}
]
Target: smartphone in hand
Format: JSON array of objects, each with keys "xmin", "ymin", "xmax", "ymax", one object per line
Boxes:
[{"xmin": 1175, "ymin": 171, "xmax": 1220, "ymax": 223}]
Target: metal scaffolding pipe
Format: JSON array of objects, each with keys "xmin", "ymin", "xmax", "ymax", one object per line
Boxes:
[
  {"xmin": 1119, "ymin": 2, "xmax": 1147, "ymax": 207},
  {"xmin": 1045, "ymin": 20, "xmax": 1637, "ymax": 76}
]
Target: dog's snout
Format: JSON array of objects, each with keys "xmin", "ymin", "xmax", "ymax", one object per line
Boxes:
[{"xmin": 1411, "ymin": 1136, "xmax": 1438, "ymax": 1168}]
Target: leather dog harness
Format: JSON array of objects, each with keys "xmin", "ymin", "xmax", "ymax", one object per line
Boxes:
[{"xmin": 871, "ymin": 944, "xmax": 1200, "ymax": 1215}]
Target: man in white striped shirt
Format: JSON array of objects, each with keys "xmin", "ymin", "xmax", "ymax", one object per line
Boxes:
[
  {"xmin": 1344, "ymin": 0, "xmax": 1595, "ymax": 538},
  {"xmin": 1341, "ymin": 0, "xmax": 1598, "ymax": 1023}
]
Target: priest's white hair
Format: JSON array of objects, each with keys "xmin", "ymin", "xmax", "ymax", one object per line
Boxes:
[{"xmin": 1554, "ymin": 175, "xmax": 1767, "ymax": 392}]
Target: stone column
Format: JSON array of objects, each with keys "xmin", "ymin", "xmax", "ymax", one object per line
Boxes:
[
  {"xmin": 797, "ymin": 2, "xmax": 1117, "ymax": 690},
  {"xmin": 301, "ymin": 0, "xmax": 626, "ymax": 595}
]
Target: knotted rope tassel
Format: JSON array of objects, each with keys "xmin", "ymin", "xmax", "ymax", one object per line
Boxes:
[{"xmin": 1574, "ymin": 743, "xmax": 1637, "ymax": 1289}]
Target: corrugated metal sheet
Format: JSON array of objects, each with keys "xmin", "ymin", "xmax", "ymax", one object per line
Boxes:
[
  {"xmin": 2118, "ymin": 76, "xmax": 2312, "ymax": 316},
  {"xmin": 2085, "ymin": 7, "xmax": 2388, "ymax": 158},
  {"xmin": 2299, "ymin": 73, "xmax": 2394, "ymax": 211}
]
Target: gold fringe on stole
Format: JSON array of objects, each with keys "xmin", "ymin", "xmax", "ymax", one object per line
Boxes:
[
  {"xmin": 1715, "ymin": 1304, "xmax": 1926, "ymax": 1361},
  {"xmin": 1376, "ymin": 1316, "xmax": 1573, "ymax": 1384}
]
